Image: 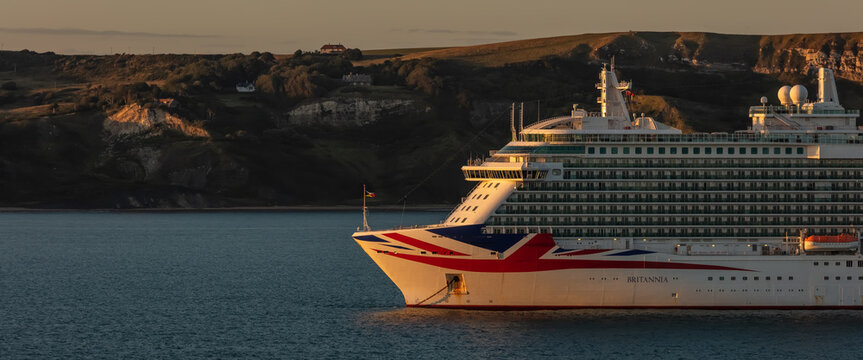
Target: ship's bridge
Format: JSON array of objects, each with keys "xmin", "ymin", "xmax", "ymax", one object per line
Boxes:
[{"xmin": 461, "ymin": 160, "xmax": 557, "ymax": 181}]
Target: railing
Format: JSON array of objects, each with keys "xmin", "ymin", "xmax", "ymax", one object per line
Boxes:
[
  {"xmin": 749, "ymin": 105, "xmax": 860, "ymax": 115},
  {"xmin": 517, "ymin": 132, "xmax": 863, "ymax": 145}
]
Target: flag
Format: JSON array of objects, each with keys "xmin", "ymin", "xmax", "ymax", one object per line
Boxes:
[{"xmin": 365, "ymin": 191, "xmax": 375, "ymax": 198}]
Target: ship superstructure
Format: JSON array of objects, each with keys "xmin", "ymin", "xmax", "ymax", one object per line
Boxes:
[{"xmin": 353, "ymin": 65, "xmax": 863, "ymax": 309}]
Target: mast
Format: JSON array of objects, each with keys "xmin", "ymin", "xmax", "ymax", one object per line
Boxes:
[{"xmin": 510, "ymin": 103, "xmax": 517, "ymax": 141}]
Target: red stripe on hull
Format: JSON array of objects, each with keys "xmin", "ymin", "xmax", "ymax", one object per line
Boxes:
[
  {"xmin": 382, "ymin": 232, "xmax": 468, "ymax": 256},
  {"xmin": 407, "ymin": 304, "xmax": 863, "ymax": 310},
  {"xmin": 380, "ymin": 234, "xmax": 752, "ymax": 273}
]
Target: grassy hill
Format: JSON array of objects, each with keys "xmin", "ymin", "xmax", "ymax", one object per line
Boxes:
[{"xmin": 3, "ymin": 31, "xmax": 863, "ymax": 208}]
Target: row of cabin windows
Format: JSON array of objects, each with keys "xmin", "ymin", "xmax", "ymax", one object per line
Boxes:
[
  {"xmin": 486, "ymin": 226, "xmax": 814, "ymax": 238},
  {"xmin": 470, "ymin": 193, "xmax": 491, "ymax": 200},
  {"xmin": 708, "ymin": 276, "xmax": 793, "ymax": 281},
  {"xmin": 525, "ymin": 181, "xmax": 861, "ymax": 191},
  {"xmin": 557, "ymin": 169, "xmax": 862, "ymax": 180},
  {"xmin": 480, "ymin": 182, "xmax": 502, "ymax": 189},
  {"xmin": 554, "ymin": 157, "xmax": 863, "ymax": 168},
  {"xmin": 813, "ymin": 260, "xmax": 863, "ymax": 267},
  {"xmin": 487, "ymin": 215, "xmax": 861, "ymax": 228},
  {"xmin": 497, "ymin": 203, "xmax": 863, "ymax": 215},
  {"xmin": 508, "ymin": 192, "xmax": 862, "ymax": 203},
  {"xmin": 586, "ymin": 146, "xmax": 804, "ymax": 156}
]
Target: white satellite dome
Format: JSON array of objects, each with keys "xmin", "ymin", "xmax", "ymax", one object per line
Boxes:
[
  {"xmin": 778, "ymin": 85, "xmax": 792, "ymax": 105},
  {"xmin": 790, "ymin": 84, "xmax": 808, "ymax": 105}
]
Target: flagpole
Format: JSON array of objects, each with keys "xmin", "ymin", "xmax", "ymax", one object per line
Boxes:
[{"xmin": 362, "ymin": 184, "xmax": 370, "ymax": 231}]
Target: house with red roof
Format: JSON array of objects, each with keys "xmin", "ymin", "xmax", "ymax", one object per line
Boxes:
[{"xmin": 320, "ymin": 44, "xmax": 347, "ymax": 54}]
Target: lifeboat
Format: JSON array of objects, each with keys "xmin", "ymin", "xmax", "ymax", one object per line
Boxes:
[{"xmin": 804, "ymin": 234, "xmax": 859, "ymax": 252}]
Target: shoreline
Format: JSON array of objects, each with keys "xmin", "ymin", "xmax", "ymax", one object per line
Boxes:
[{"xmin": 0, "ymin": 205, "xmax": 452, "ymax": 213}]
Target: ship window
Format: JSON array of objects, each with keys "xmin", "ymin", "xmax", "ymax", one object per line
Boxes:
[
  {"xmin": 682, "ymin": 147, "xmax": 689, "ymax": 154},
  {"xmin": 658, "ymin": 147, "xmax": 666, "ymax": 154},
  {"xmin": 494, "ymin": 183, "xmax": 500, "ymax": 188},
  {"xmin": 588, "ymin": 147, "xmax": 595, "ymax": 154},
  {"xmin": 784, "ymin": 147, "xmax": 791, "ymax": 154},
  {"xmin": 858, "ymin": 261, "xmax": 863, "ymax": 267},
  {"xmin": 623, "ymin": 147, "xmax": 631, "ymax": 154},
  {"xmin": 693, "ymin": 147, "xmax": 701, "ymax": 154},
  {"xmin": 777, "ymin": 276, "xmax": 782, "ymax": 280},
  {"xmin": 670, "ymin": 147, "xmax": 677, "ymax": 154},
  {"xmin": 766, "ymin": 276, "xmax": 770, "ymax": 280},
  {"xmin": 824, "ymin": 262, "xmax": 829, "ymax": 265},
  {"xmin": 751, "ymin": 147, "xmax": 758, "ymax": 154},
  {"xmin": 754, "ymin": 276, "xmax": 759, "ymax": 280},
  {"xmin": 773, "ymin": 147, "xmax": 780, "ymax": 154},
  {"xmin": 483, "ymin": 194, "xmax": 489, "ymax": 200},
  {"xmin": 730, "ymin": 276, "xmax": 736, "ymax": 280},
  {"xmin": 739, "ymin": 148, "xmax": 746, "ymax": 154},
  {"xmin": 814, "ymin": 262, "xmax": 818, "ymax": 266},
  {"xmin": 647, "ymin": 147, "xmax": 654, "ymax": 154},
  {"xmin": 635, "ymin": 147, "xmax": 642, "ymax": 154},
  {"xmin": 797, "ymin": 147, "xmax": 804, "ymax": 155},
  {"xmin": 835, "ymin": 262, "xmax": 840, "ymax": 266},
  {"xmin": 836, "ymin": 276, "xmax": 841, "ymax": 280},
  {"xmin": 704, "ymin": 148, "xmax": 712, "ymax": 155},
  {"xmin": 472, "ymin": 206, "xmax": 478, "ymax": 211},
  {"xmin": 728, "ymin": 147, "xmax": 735, "ymax": 154},
  {"xmin": 707, "ymin": 277, "xmax": 713, "ymax": 281},
  {"xmin": 461, "ymin": 218, "xmax": 467, "ymax": 223},
  {"xmin": 600, "ymin": 147, "xmax": 607, "ymax": 154},
  {"xmin": 847, "ymin": 261, "xmax": 853, "ymax": 267},
  {"xmin": 825, "ymin": 276, "xmax": 830, "ymax": 280},
  {"xmin": 859, "ymin": 276, "xmax": 863, "ymax": 280},
  {"xmin": 611, "ymin": 147, "xmax": 618, "ymax": 154},
  {"xmin": 716, "ymin": 147, "xmax": 723, "ymax": 155},
  {"xmin": 789, "ymin": 276, "xmax": 793, "ymax": 280},
  {"xmin": 719, "ymin": 276, "xmax": 724, "ymax": 280},
  {"xmin": 848, "ymin": 276, "xmax": 853, "ymax": 280},
  {"xmin": 742, "ymin": 277, "xmax": 748, "ymax": 280}
]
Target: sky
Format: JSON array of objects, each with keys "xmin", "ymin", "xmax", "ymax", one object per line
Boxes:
[{"xmin": 1, "ymin": 0, "xmax": 862, "ymax": 55}]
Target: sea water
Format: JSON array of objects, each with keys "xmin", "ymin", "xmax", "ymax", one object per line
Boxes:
[{"xmin": 1, "ymin": 211, "xmax": 860, "ymax": 359}]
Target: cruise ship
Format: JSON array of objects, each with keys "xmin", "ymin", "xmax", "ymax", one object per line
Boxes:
[{"xmin": 352, "ymin": 65, "xmax": 863, "ymax": 309}]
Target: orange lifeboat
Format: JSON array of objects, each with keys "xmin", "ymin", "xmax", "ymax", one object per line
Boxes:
[{"xmin": 804, "ymin": 234, "xmax": 859, "ymax": 252}]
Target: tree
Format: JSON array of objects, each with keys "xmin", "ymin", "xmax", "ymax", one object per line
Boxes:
[
  {"xmin": 343, "ymin": 48, "xmax": 363, "ymax": 61},
  {"xmin": 293, "ymin": 49, "xmax": 303, "ymax": 58}
]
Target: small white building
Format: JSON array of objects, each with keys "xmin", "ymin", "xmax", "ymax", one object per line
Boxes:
[
  {"xmin": 236, "ymin": 81, "xmax": 255, "ymax": 93},
  {"xmin": 342, "ymin": 73, "xmax": 372, "ymax": 86}
]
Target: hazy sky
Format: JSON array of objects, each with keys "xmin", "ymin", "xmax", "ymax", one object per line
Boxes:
[{"xmin": 1, "ymin": 0, "xmax": 862, "ymax": 54}]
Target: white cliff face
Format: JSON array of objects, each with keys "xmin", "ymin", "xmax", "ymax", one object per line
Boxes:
[
  {"xmin": 280, "ymin": 97, "xmax": 424, "ymax": 127},
  {"xmin": 104, "ymin": 104, "xmax": 209, "ymax": 138},
  {"xmin": 754, "ymin": 41, "xmax": 863, "ymax": 82}
]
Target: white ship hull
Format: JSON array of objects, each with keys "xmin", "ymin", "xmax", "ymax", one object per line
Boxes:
[{"xmin": 355, "ymin": 225, "xmax": 863, "ymax": 309}]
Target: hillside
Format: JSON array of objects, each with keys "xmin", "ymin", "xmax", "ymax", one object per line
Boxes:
[{"xmin": 2, "ymin": 31, "xmax": 863, "ymax": 209}]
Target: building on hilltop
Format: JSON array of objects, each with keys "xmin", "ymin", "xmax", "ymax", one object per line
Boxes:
[
  {"xmin": 320, "ymin": 44, "xmax": 346, "ymax": 54},
  {"xmin": 342, "ymin": 73, "xmax": 372, "ymax": 86}
]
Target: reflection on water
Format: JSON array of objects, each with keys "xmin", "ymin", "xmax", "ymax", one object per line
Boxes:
[{"xmin": 358, "ymin": 307, "xmax": 863, "ymax": 358}]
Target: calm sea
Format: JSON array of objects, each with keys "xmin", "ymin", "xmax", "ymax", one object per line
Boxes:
[{"xmin": 1, "ymin": 211, "xmax": 861, "ymax": 359}]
